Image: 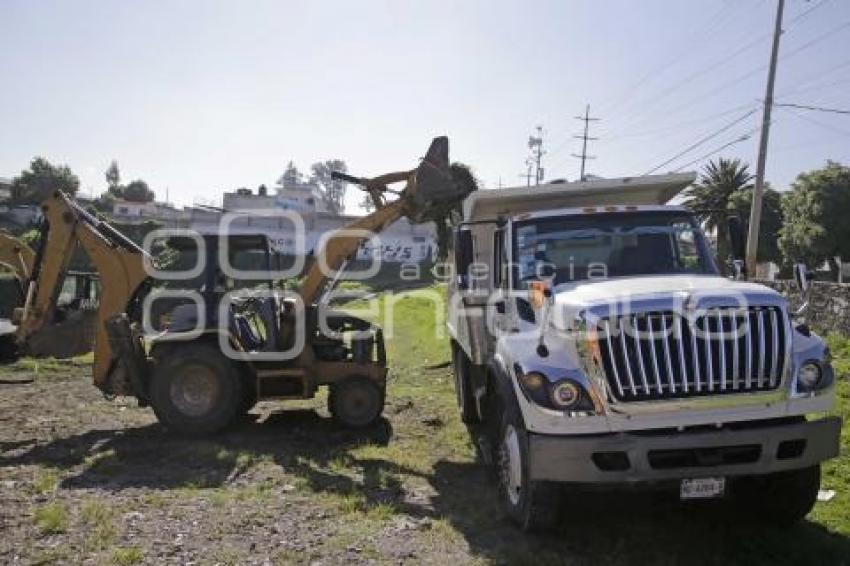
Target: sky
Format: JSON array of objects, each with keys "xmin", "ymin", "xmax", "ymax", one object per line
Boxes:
[{"xmin": 1, "ymin": 0, "xmax": 848, "ymax": 213}]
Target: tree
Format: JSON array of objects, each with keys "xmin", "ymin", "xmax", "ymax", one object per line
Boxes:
[
  {"xmin": 422, "ymin": 162, "xmax": 479, "ymax": 260},
  {"xmin": 779, "ymin": 161, "xmax": 850, "ymax": 278},
  {"xmin": 277, "ymin": 161, "xmax": 303, "ymax": 188},
  {"xmin": 11, "ymin": 157, "xmax": 80, "ymax": 204},
  {"xmin": 310, "ymin": 159, "xmax": 348, "ymax": 215},
  {"xmin": 727, "ymin": 185, "xmax": 784, "ymax": 265},
  {"xmin": 682, "ymin": 158, "xmax": 753, "ymax": 267},
  {"xmin": 121, "ymin": 179, "xmax": 155, "ymax": 202},
  {"xmin": 105, "ymin": 160, "xmax": 121, "ymax": 191}
]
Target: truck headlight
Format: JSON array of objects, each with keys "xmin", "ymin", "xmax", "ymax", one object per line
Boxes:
[
  {"xmin": 797, "ymin": 361, "xmax": 823, "ymax": 391},
  {"xmin": 517, "ymin": 372, "xmax": 594, "ymax": 413},
  {"xmin": 550, "ymin": 380, "xmax": 581, "ymax": 410}
]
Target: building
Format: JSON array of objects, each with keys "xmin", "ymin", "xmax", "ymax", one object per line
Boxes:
[
  {"xmin": 0, "ymin": 178, "xmax": 12, "ymax": 203},
  {"xmin": 111, "ymin": 199, "xmax": 189, "ymax": 227},
  {"xmin": 222, "ymin": 183, "xmax": 330, "ymax": 215},
  {"xmin": 189, "ymin": 184, "xmax": 437, "ymax": 263}
]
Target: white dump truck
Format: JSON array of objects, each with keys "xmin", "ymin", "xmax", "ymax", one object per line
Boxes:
[{"xmin": 447, "ymin": 173, "xmax": 841, "ymax": 531}]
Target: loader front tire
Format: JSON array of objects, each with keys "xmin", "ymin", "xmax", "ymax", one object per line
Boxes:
[
  {"xmin": 329, "ymin": 377, "xmax": 385, "ymax": 428},
  {"xmin": 150, "ymin": 344, "xmax": 241, "ymax": 435}
]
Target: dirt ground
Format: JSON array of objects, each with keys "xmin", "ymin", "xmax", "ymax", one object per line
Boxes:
[
  {"xmin": 1, "ymin": 289, "xmax": 849, "ymax": 565},
  {"xmin": 2, "ymin": 362, "xmax": 849, "ymax": 566}
]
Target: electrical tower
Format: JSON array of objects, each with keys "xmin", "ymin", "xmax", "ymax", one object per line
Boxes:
[
  {"xmin": 571, "ymin": 105, "xmax": 600, "ymax": 181},
  {"xmin": 527, "ymin": 126, "xmax": 545, "ymax": 186}
]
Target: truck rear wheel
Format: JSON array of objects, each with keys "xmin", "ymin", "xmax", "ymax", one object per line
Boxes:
[
  {"xmin": 150, "ymin": 343, "xmax": 242, "ymax": 435},
  {"xmin": 329, "ymin": 377, "xmax": 385, "ymax": 428},
  {"xmin": 495, "ymin": 393, "xmax": 559, "ymax": 531},
  {"xmin": 735, "ymin": 465, "xmax": 821, "ymax": 526}
]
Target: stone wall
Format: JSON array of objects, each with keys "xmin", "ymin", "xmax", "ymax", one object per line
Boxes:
[{"xmin": 759, "ymin": 280, "xmax": 850, "ymax": 335}]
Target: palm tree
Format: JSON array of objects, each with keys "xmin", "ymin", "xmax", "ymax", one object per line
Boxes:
[{"xmin": 683, "ymin": 158, "xmax": 753, "ymax": 268}]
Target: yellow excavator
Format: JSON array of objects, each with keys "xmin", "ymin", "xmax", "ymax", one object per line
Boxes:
[{"xmin": 10, "ymin": 137, "xmax": 469, "ymax": 434}]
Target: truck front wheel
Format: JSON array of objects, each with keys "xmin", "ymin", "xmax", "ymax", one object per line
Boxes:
[
  {"xmin": 735, "ymin": 465, "xmax": 821, "ymax": 526},
  {"xmin": 495, "ymin": 394, "xmax": 559, "ymax": 531},
  {"xmin": 150, "ymin": 344, "xmax": 242, "ymax": 435}
]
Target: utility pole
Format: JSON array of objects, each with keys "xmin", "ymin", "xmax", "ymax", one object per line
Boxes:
[
  {"xmin": 572, "ymin": 104, "xmax": 600, "ymax": 181},
  {"xmin": 746, "ymin": 0, "xmax": 785, "ymax": 277},
  {"xmin": 527, "ymin": 126, "xmax": 545, "ymax": 186}
]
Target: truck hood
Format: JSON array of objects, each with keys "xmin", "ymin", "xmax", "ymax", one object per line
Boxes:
[{"xmin": 552, "ymin": 274, "xmax": 785, "ymax": 314}]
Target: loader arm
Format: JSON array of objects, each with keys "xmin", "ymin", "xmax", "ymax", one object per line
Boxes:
[
  {"xmin": 299, "ymin": 136, "xmax": 462, "ymax": 306},
  {"xmin": 0, "ymin": 232, "xmax": 35, "ymax": 282},
  {"xmin": 16, "ymin": 191, "xmax": 150, "ymax": 393},
  {"xmin": 300, "ymin": 183, "xmax": 410, "ymax": 306}
]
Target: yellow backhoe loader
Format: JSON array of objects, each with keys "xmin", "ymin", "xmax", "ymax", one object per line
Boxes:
[
  {"xmin": 12, "ymin": 137, "xmax": 469, "ymax": 434},
  {"xmin": 1, "ymin": 231, "xmax": 100, "ymax": 360}
]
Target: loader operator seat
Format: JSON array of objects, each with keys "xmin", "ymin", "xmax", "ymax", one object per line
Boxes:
[{"xmin": 228, "ymin": 296, "xmax": 281, "ymax": 352}]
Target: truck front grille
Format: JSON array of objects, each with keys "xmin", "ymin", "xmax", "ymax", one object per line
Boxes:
[{"xmin": 596, "ymin": 307, "xmax": 786, "ymax": 401}]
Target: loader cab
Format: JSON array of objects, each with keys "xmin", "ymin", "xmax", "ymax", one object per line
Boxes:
[{"xmin": 158, "ymin": 233, "xmax": 285, "ymax": 353}]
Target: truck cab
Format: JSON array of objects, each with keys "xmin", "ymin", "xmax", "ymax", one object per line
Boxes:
[{"xmin": 447, "ymin": 174, "xmax": 841, "ymax": 531}]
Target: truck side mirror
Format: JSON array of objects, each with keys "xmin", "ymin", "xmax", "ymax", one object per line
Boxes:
[
  {"xmin": 454, "ymin": 228, "xmax": 473, "ymax": 290},
  {"xmin": 726, "ymin": 215, "xmax": 746, "ymax": 262},
  {"xmin": 794, "ymin": 263, "xmax": 812, "ymax": 293}
]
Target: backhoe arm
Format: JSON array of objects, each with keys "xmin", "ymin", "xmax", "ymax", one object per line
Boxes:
[{"xmin": 16, "ymin": 192, "xmax": 149, "ymax": 394}]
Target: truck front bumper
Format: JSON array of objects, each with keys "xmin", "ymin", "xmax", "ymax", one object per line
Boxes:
[{"xmin": 529, "ymin": 416, "xmax": 842, "ymax": 483}]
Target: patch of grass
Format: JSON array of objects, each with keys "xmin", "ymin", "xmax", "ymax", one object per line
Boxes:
[
  {"xmin": 111, "ymin": 546, "xmax": 144, "ymax": 565},
  {"xmin": 364, "ymin": 502, "xmax": 398, "ymax": 521},
  {"xmin": 81, "ymin": 499, "xmax": 118, "ymax": 550},
  {"xmin": 31, "ymin": 468, "xmax": 60, "ymax": 495},
  {"xmin": 827, "ymin": 332, "xmax": 850, "ymax": 378},
  {"xmin": 272, "ymin": 548, "xmax": 305, "ymax": 565},
  {"xmin": 141, "ymin": 492, "xmax": 167, "ymax": 508},
  {"xmin": 10, "ymin": 357, "xmax": 67, "ymax": 375},
  {"xmin": 33, "ymin": 502, "xmax": 68, "ymax": 535}
]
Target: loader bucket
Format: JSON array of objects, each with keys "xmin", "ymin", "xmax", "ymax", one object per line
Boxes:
[{"xmin": 408, "ymin": 137, "xmax": 474, "ymax": 223}]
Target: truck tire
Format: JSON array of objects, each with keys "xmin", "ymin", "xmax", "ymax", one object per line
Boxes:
[
  {"xmin": 149, "ymin": 343, "xmax": 242, "ymax": 435},
  {"xmin": 329, "ymin": 377, "xmax": 385, "ymax": 428},
  {"xmin": 452, "ymin": 343, "xmax": 479, "ymax": 424},
  {"xmin": 735, "ymin": 465, "xmax": 821, "ymax": 526},
  {"xmin": 494, "ymin": 390, "xmax": 560, "ymax": 531}
]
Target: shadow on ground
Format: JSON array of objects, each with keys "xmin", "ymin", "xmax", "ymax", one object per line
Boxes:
[{"xmin": 3, "ymin": 409, "xmax": 849, "ymax": 565}]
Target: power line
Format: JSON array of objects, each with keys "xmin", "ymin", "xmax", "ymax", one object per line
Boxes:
[
  {"xmin": 571, "ymin": 105, "xmax": 600, "ymax": 180},
  {"xmin": 604, "ymin": 102, "xmax": 758, "ymax": 143},
  {"xmin": 780, "ymin": 106, "xmax": 850, "ymax": 137},
  {"xmin": 775, "ymin": 102, "xmax": 850, "ymax": 115},
  {"xmin": 672, "ymin": 129, "xmax": 759, "ymax": 173},
  {"xmin": 597, "ymin": 0, "xmax": 746, "ymax": 118},
  {"xmin": 604, "ymin": 7, "xmax": 846, "ymax": 141},
  {"xmin": 642, "ymin": 109, "xmax": 757, "ymax": 175}
]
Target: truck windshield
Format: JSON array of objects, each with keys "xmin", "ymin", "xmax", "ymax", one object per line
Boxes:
[{"xmin": 513, "ymin": 211, "xmax": 717, "ymax": 288}]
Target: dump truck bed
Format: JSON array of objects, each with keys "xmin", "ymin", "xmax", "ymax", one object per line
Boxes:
[{"xmin": 463, "ymin": 172, "xmax": 696, "ymax": 222}]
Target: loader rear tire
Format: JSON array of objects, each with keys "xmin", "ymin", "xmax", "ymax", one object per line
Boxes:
[{"xmin": 150, "ymin": 343, "xmax": 241, "ymax": 436}]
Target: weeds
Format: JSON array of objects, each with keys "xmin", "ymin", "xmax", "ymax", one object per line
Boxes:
[
  {"xmin": 111, "ymin": 546, "xmax": 144, "ymax": 565},
  {"xmin": 33, "ymin": 502, "xmax": 68, "ymax": 535}
]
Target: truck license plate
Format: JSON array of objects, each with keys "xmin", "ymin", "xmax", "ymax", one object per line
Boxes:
[{"xmin": 680, "ymin": 477, "xmax": 725, "ymax": 500}]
